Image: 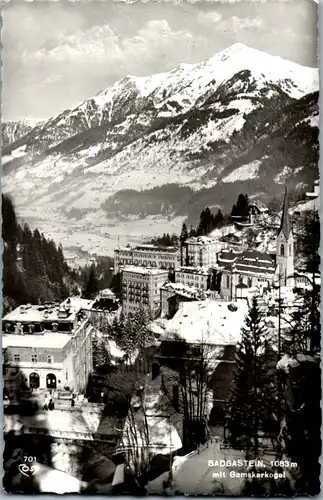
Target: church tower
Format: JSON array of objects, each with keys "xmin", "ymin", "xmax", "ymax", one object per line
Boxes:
[{"xmin": 276, "ymin": 186, "xmax": 294, "ymax": 286}]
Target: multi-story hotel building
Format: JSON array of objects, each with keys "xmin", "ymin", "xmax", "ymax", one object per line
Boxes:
[
  {"xmin": 121, "ymin": 266, "xmax": 169, "ymax": 316},
  {"xmin": 175, "ymin": 266, "xmax": 210, "ymax": 291},
  {"xmin": 2, "ymin": 298, "xmax": 93, "ymax": 394},
  {"xmin": 183, "ymin": 236, "xmax": 221, "ymax": 267},
  {"xmin": 114, "ymin": 244, "xmax": 180, "ymax": 274}
]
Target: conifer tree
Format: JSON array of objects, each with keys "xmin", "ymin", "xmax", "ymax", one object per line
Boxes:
[
  {"xmin": 213, "ymin": 209, "xmax": 224, "ymax": 228},
  {"xmin": 289, "ymin": 210, "xmax": 321, "ymax": 355},
  {"xmin": 231, "ymin": 194, "xmax": 250, "ymax": 218},
  {"xmin": 82, "ymin": 264, "xmax": 100, "ymax": 299},
  {"xmin": 180, "ymin": 223, "xmax": 188, "ymax": 245},
  {"xmin": 92, "ymin": 338, "xmax": 112, "ymax": 370},
  {"xmin": 227, "ymin": 297, "xmax": 277, "ymax": 455}
]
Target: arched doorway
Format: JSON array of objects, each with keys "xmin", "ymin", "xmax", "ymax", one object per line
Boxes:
[
  {"xmin": 29, "ymin": 372, "xmax": 40, "ymax": 389},
  {"xmin": 46, "ymin": 373, "xmax": 57, "ymax": 389}
]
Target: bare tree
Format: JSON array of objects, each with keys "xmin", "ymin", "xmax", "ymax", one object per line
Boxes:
[{"xmin": 157, "ymin": 329, "xmax": 219, "ymax": 452}]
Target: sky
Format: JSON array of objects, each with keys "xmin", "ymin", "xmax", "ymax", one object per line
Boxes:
[{"xmin": 2, "ymin": 0, "xmax": 318, "ymax": 120}]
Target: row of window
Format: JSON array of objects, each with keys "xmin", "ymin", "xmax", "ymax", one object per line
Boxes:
[
  {"xmin": 126, "ymin": 298, "xmax": 149, "ymax": 304},
  {"xmin": 135, "ymin": 252, "xmax": 177, "ymax": 259},
  {"xmin": 225, "ymin": 275, "xmax": 270, "ymax": 288},
  {"xmin": 123, "ymin": 282, "xmax": 149, "ymax": 288},
  {"xmin": 13, "ymin": 354, "xmax": 54, "ymax": 363},
  {"xmin": 4, "ymin": 323, "xmax": 74, "ymax": 334},
  {"xmin": 176, "ymin": 273, "xmax": 206, "ymax": 280},
  {"xmin": 123, "ymin": 274, "xmax": 151, "ymax": 281}
]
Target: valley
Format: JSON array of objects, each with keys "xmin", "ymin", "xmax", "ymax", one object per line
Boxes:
[
  {"xmin": 2, "ymin": 43, "xmax": 319, "ymax": 252},
  {"xmin": 17, "ymin": 205, "xmax": 185, "ymax": 259}
]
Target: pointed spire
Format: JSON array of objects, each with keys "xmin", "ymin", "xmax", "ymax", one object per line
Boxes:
[{"xmin": 279, "ymin": 185, "xmax": 291, "ymax": 239}]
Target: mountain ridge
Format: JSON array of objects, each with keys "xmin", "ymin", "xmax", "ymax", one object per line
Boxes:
[{"xmin": 2, "ymin": 43, "xmax": 319, "ymax": 235}]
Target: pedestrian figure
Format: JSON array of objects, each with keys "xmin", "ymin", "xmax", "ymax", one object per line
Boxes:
[
  {"xmin": 48, "ymin": 399, "xmax": 54, "ymax": 411},
  {"xmin": 71, "ymin": 397, "xmax": 75, "ymax": 407},
  {"xmin": 43, "ymin": 394, "xmax": 49, "ymax": 411}
]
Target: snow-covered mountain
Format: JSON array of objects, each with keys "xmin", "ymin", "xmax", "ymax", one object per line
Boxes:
[
  {"xmin": 2, "ymin": 119, "xmax": 44, "ymax": 148},
  {"xmin": 2, "ymin": 43, "xmax": 319, "ymax": 228}
]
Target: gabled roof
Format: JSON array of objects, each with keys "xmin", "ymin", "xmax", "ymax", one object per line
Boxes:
[
  {"xmin": 217, "ymin": 251, "xmax": 241, "ymax": 262},
  {"xmin": 242, "ymin": 250, "xmax": 275, "ymax": 263}
]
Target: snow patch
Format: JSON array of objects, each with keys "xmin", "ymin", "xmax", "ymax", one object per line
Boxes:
[
  {"xmin": 274, "ymin": 166, "xmax": 292, "ymax": 184},
  {"xmin": 222, "ymin": 159, "xmax": 262, "ymax": 183}
]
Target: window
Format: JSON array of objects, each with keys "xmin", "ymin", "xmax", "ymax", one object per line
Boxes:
[
  {"xmin": 248, "ymin": 278, "xmax": 252, "ymax": 288},
  {"xmin": 14, "ymin": 354, "xmax": 20, "ymax": 362},
  {"xmin": 47, "ymin": 355, "xmax": 53, "ymax": 363},
  {"xmin": 31, "ymin": 354, "xmax": 37, "ymax": 362},
  {"xmin": 29, "ymin": 372, "xmax": 40, "ymax": 389},
  {"xmin": 66, "ymin": 371, "xmax": 68, "ymax": 380},
  {"xmin": 289, "ymin": 244, "xmax": 292, "ymax": 256},
  {"xmin": 239, "ymin": 275, "xmax": 243, "ymax": 285},
  {"xmin": 280, "ymin": 244, "xmax": 285, "ymax": 256},
  {"xmin": 226, "ymin": 276, "xmax": 230, "ymax": 288}
]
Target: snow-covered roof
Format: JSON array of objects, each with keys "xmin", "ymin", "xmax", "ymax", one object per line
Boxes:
[
  {"xmin": 119, "ymin": 392, "xmax": 182, "ymax": 455},
  {"xmin": 3, "ymin": 304, "xmax": 75, "ymax": 323},
  {"xmin": 3, "ymin": 332, "xmax": 72, "ymax": 349},
  {"xmin": 120, "ymin": 414, "xmax": 182, "ymax": 455},
  {"xmin": 277, "ymin": 354, "xmax": 318, "ymax": 374},
  {"xmin": 98, "ymin": 289, "xmax": 116, "ymax": 298},
  {"xmin": 60, "ymin": 297, "xmax": 95, "ymax": 311},
  {"xmin": 161, "ymin": 281, "xmax": 199, "ymax": 294},
  {"xmin": 186, "ymin": 236, "xmax": 218, "ymax": 245},
  {"xmin": 5, "ymin": 407, "xmax": 104, "ymax": 436},
  {"xmin": 162, "ymin": 300, "xmax": 248, "ymax": 345},
  {"xmin": 3, "ymin": 297, "xmax": 94, "ymax": 324},
  {"xmin": 122, "ymin": 266, "xmax": 169, "ymax": 276},
  {"xmin": 116, "ymin": 244, "xmax": 179, "ymax": 254},
  {"xmin": 149, "ymin": 321, "xmax": 166, "ymax": 336},
  {"xmin": 175, "ymin": 266, "xmax": 210, "ymax": 275},
  {"xmin": 135, "ymin": 244, "xmax": 178, "ymax": 253}
]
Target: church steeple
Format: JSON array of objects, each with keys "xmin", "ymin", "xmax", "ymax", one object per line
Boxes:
[
  {"xmin": 278, "ymin": 185, "xmax": 291, "ymax": 239},
  {"xmin": 276, "ymin": 185, "xmax": 294, "ymax": 286}
]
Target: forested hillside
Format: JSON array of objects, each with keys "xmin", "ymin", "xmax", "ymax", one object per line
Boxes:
[{"xmin": 2, "ymin": 194, "xmax": 70, "ymax": 314}]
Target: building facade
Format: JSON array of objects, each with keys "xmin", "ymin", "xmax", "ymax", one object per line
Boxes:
[
  {"xmin": 121, "ymin": 266, "xmax": 169, "ymax": 316},
  {"xmin": 2, "ymin": 299, "xmax": 93, "ymax": 393},
  {"xmin": 218, "ymin": 250, "xmax": 277, "ymax": 300},
  {"xmin": 160, "ymin": 282, "xmax": 202, "ymax": 319},
  {"xmin": 114, "ymin": 244, "xmax": 180, "ymax": 274},
  {"xmin": 175, "ymin": 266, "xmax": 210, "ymax": 290},
  {"xmin": 218, "ymin": 188, "xmax": 294, "ymax": 299},
  {"xmin": 182, "ymin": 236, "xmax": 220, "ymax": 267}
]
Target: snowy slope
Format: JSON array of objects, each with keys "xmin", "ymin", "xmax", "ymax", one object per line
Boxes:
[
  {"xmin": 2, "ymin": 119, "xmax": 44, "ymax": 148},
  {"xmin": 2, "ymin": 43, "xmax": 319, "ymax": 229}
]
